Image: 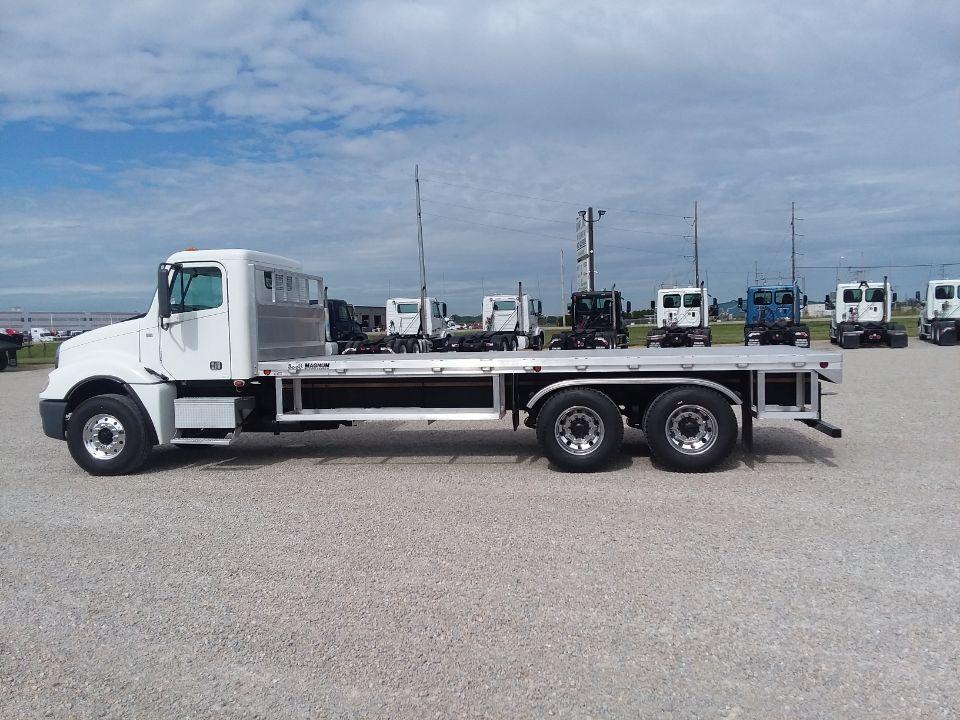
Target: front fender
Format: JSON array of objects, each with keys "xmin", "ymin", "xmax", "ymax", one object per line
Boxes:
[{"xmin": 39, "ymin": 354, "xmax": 161, "ymax": 402}]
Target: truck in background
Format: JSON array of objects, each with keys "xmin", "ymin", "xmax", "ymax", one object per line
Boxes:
[
  {"xmin": 346, "ymin": 296, "xmax": 451, "ymax": 353},
  {"xmin": 645, "ymin": 285, "xmax": 717, "ymax": 348},
  {"xmin": 549, "ymin": 289, "xmax": 631, "ymax": 350},
  {"xmin": 916, "ymin": 279, "xmax": 960, "ymax": 346},
  {"xmin": 448, "ymin": 284, "xmax": 545, "ymax": 351},
  {"xmin": 326, "ymin": 298, "xmax": 368, "ymax": 352},
  {"xmin": 738, "ymin": 284, "xmax": 810, "ymax": 347},
  {"xmin": 0, "ymin": 329, "xmax": 24, "ymax": 371},
  {"xmin": 827, "ymin": 277, "xmax": 907, "ymax": 349}
]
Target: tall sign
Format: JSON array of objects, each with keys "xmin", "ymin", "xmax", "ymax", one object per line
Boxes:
[{"xmin": 576, "ymin": 208, "xmax": 594, "ymax": 292}]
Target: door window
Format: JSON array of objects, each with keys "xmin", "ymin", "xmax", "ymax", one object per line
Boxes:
[
  {"xmin": 842, "ymin": 289, "xmax": 862, "ymax": 302},
  {"xmin": 753, "ymin": 291, "xmax": 773, "ymax": 305},
  {"xmin": 774, "ymin": 290, "xmax": 794, "ymax": 305},
  {"xmin": 864, "ymin": 288, "xmax": 884, "ymax": 303},
  {"xmin": 169, "ymin": 267, "xmax": 223, "ymax": 313},
  {"xmin": 683, "ymin": 293, "xmax": 702, "ymax": 308},
  {"xmin": 662, "ymin": 294, "xmax": 681, "ymax": 309},
  {"xmin": 934, "ymin": 285, "xmax": 954, "ymax": 300}
]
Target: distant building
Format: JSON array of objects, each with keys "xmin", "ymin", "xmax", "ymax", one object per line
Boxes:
[
  {"xmin": 804, "ymin": 302, "xmax": 829, "ymax": 318},
  {"xmin": 0, "ymin": 310, "xmax": 141, "ymax": 334},
  {"xmin": 352, "ymin": 305, "xmax": 386, "ymax": 332}
]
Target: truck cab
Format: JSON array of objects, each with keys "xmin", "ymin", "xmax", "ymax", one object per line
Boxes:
[
  {"xmin": 327, "ymin": 298, "xmax": 368, "ymax": 352},
  {"xmin": 448, "ymin": 290, "xmax": 544, "ymax": 351},
  {"xmin": 645, "ymin": 286, "xmax": 716, "ymax": 348},
  {"xmin": 738, "ymin": 284, "xmax": 810, "ymax": 347},
  {"xmin": 549, "ymin": 290, "xmax": 630, "ymax": 350},
  {"xmin": 826, "ymin": 278, "xmax": 907, "ymax": 348},
  {"xmin": 917, "ymin": 279, "xmax": 960, "ymax": 345}
]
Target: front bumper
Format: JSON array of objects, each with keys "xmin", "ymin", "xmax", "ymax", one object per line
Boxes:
[{"xmin": 39, "ymin": 399, "xmax": 68, "ymax": 440}]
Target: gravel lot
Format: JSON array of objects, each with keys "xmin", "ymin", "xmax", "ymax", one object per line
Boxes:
[{"xmin": 2, "ymin": 342, "xmax": 958, "ymax": 719}]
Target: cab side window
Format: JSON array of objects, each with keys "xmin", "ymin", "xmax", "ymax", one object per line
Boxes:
[
  {"xmin": 934, "ymin": 285, "xmax": 954, "ymax": 300},
  {"xmin": 864, "ymin": 288, "xmax": 884, "ymax": 303},
  {"xmin": 842, "ymin": 289, "xmax": 862, "ymax": 302},
  {"xmin": 169, "ymin": 267, "xmax": 223, "ymax": 313}
]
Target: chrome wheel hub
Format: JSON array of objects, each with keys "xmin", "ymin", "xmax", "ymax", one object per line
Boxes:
[
  {"xmin": 666, "ymin": 405, "xmax": 718, "ymax": 455},
  {"xmin": 554, "ymin": 406, "xmax": 604, "ymax": 455},
  {"xmin": 82, "ymin": 414, "xmax": 126, "ymax": 459}
]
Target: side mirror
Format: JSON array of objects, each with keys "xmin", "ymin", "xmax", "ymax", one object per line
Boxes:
[
  {"xmin": 157, "ymin": 264, "xmax": 173, "ymax": 319},
  {"xmin": 567, "ymin": 303, "xmax": 572, "ymax": 313},
  {"xmin": 441, "ymin": 302, "xmax": 448, "ymax": 317},
  {"xmin": 914, "ymin": 290, "xmax": 921, "ymax": 302},
  {"xmin": 650, "ymin": 300, "xmax": 656, "ymax": 310},
  {"xmin": 536, "ymin": 300, "xmax": 542, "ymax": 315},
  {"xmin": 892, "ymin": 292, "xmax": 897, "ymax": 303},
  {"xmin": 712, "ymin": 297, "xmax": 718, "ymax": 307},
  {"xmin": 625, "ymin": 301, "xmax": 632, "ymax": 314},
  {"xmin": 737, "ymin": 298, "xmax": 743, "ymax": 309},
  {"xmin": 802, "ymin": 294, "xmax": 808, "ymax": 306},
  {"xmin": 824, "ymin": 294, "xmax": 831, "ymax": 304}
]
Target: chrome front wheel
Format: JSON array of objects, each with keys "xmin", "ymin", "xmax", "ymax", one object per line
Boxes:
[{"xmin": 82, "ymin": 414, "xmax": 127, "ymax": 459}]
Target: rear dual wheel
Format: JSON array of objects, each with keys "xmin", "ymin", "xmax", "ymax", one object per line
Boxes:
[
  {"xmin": 536, "ymin": 389, "xmax": 623, "ymax": 472},
  {"xmin": 643, "ymin": 387, "xmax": 737, "ymax": 472}
]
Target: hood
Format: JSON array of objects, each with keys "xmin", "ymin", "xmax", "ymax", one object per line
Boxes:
[{"xmin": 57, "ymin": 314, "xmax": 146, "ymax": 352}]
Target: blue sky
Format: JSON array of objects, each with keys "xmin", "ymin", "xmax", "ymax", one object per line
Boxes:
[{"xmin": 1, "ymin": 0, "xmax": 957, "ymax": 313}]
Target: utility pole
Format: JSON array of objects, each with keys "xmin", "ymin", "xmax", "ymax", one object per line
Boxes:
[
  {"xmin": 790, "ymin": 201, "xmax": 796, "ymax": 284},
  {"xmin": 415, "ymin": 164, "xmax": 427, "ymax": 339},
  {"xmin": 559, "ymin": 249, "xmax": 564, "ymax": 324},
  {"xmin": 693, "ymin": 200, "xmax": 700, "ymax": 286}
]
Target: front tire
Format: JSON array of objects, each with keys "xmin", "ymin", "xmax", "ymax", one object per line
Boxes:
[
  {"xmin": 536, "ymin": 388, "xmax": 623, "ymax": 472},
  {"xmin": 66, "ymin": 394, "xmax": 152, "ymax": 476},
  {"xmin": 643, "ymin": 386, "xmax": 737, "ymax": 472}
]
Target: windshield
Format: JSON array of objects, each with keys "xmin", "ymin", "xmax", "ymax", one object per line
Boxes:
[
  {"xmin": 493, "ymin": 300, "xmax": 516, "ymax": 311},
  {"xmin": 774, "ymin": 290, "xmax": 794, "ymax": 305},
  {"xmin": 396, "ymin": 303, "xmax": 419, "ymax": 314},
  {"xmin": 683, "ymin": 293, "xmax": 701, "ymax": 308},
  {"xmin": 753, "ymin": 291, "xmax": 772, "ymax": 306},
  {"xmin": 662, "ymin": 294, "xmax": 681, "ymax": 309}
]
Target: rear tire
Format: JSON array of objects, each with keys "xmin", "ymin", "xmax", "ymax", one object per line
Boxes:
[
  {"xmin": 66, "ymin": 394, "xmax": 152, "ymax": 476},
  {"xmin": 394, "ymin": 340, "xmax": 407, "ymax": 353},
  {"xmin": 643, "ymin": 386, "xmax": 737, "ymax": 472},
  {"xmin": 0, "ymin": 353, "xmax": 7, "ymax": 371},
  {"xmin": 536, "ymin": 388, "xmax": 623, "ymax": 472}
]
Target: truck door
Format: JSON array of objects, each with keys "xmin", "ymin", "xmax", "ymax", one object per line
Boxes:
[{"xmin": 159, "ymin": 263, "xmax": 231, "ymax": 380}]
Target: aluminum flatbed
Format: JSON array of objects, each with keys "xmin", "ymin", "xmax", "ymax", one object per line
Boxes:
[{"xmin": 258, "ymin": 346, "xmax": 842, "ymax": 472}]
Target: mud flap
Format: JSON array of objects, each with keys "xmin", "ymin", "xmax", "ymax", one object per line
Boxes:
[{"xmin": 887, "ymin": 331, "xmax": 908, "ymax": 348}]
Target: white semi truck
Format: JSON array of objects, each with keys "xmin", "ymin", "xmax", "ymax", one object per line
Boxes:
[
  {"xmin": 448, "ymin": 284, "xmax": 545, "ymax": 351},
  {"xmin": 39, "ymin": 249, "xmax": 843, "ymax": 477},
  {"xmin": 826, "ymin": 278, "xmax": 907, "ymax": 349},
  {"xmin": 645, "ymin": 285, "xmax": 718, "ymax": 348},
  {"xmin": 916, "ymin": 279, "xmax": 960, "ymax": 346}
]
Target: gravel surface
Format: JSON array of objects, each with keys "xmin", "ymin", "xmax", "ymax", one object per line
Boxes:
[{"xmin": 2, "ymin": 342, "xmax": 958, "ymax": 719}]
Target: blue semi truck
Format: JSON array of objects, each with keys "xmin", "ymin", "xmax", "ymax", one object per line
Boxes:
[{"xmin": 737, "ymin": 284, "xmax": 810, "ymax": 347}]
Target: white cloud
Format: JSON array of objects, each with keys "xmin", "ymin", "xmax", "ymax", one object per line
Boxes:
[{"xmin": 0, "ymin": 1, "xmax": 957, "ymax": 311}]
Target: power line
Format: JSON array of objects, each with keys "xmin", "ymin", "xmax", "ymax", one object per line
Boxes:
[
  {"xmin": 420, "ymin": 212, "xmax": 570, "ymax": 242},
  {"xmin": 419, "ymin": 176, "xmax": 684, "ymax": 219},
  {"xmin": 423, "ymin": 197, "xmax": 685, "ymax": 238},
  {"xmin": 797, "ymin": 262, "xmax": 960, "ymax": 269}
]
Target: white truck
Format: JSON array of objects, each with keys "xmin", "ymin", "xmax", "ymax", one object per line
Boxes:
[
  {"xmin": 374, "ymin": 296, "xmax": 452, "ymax": 353},
  {"xmin": 916, "ymin": 279, "xmax": 960, "ymax": 346},
  {"xmin": 826, "ymin": 278, "xmax": 908, "ymax": 349},
  {"xmin": 447, "ymin": 284, "xmax": 545, "ymax": 351},
  {"xmin": 645, "ymin": 285, "xmax": 718, "ymax": 348},
  {"xmin": 39, "ymin": 248, "xmax": 844, "ymax": 477}
]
